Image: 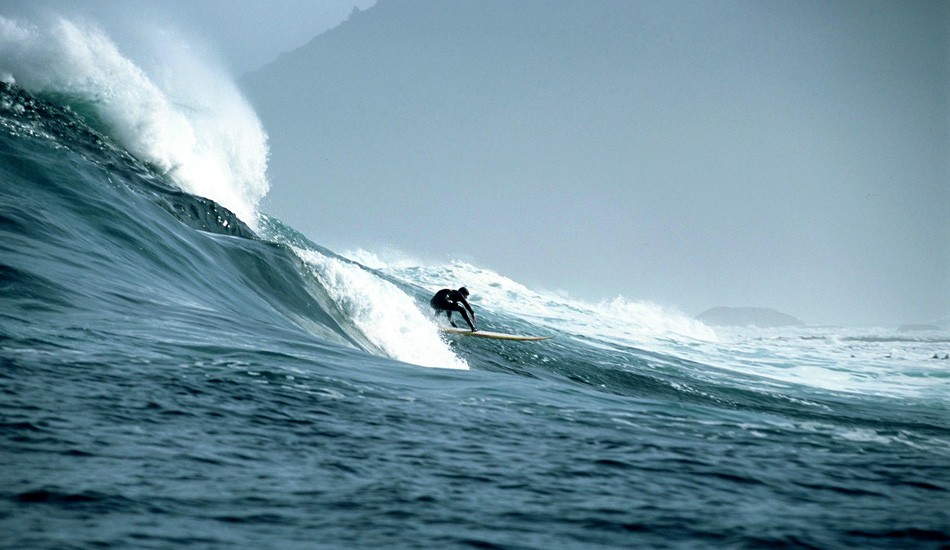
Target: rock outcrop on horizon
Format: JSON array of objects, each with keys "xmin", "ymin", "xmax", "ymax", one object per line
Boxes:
[{"xmin": 696, "ymin": 307, "xmax": 804, "ymax": 328}]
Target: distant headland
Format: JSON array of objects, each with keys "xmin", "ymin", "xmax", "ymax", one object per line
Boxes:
[{"xmin": 696, "ymin": 307, "xmax": 805, "ymax": 328}]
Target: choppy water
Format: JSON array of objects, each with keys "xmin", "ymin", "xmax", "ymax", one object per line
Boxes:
[{"xmin": 1, "ymin": 20, "xmax": 949, "ymax": 550}]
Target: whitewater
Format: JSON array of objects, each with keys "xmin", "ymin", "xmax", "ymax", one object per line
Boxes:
[{"xmin": 1, "ymin": 15, "xmax": 949, "ymax": 550}]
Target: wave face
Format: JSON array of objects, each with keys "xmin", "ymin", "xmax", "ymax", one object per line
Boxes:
[{"xmin": 2, "ymin": 21, "xmax": 949, "ymax": 550}]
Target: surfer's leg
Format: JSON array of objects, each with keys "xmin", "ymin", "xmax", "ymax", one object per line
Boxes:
[{"xmin": 432, "ymin": 303, "xmax": 458, "ymax": 327}]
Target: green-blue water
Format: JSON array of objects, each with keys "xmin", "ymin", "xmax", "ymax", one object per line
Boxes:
[{"xmin": 2, "ymin": 78, "xmax": 949, "ymax": 549}]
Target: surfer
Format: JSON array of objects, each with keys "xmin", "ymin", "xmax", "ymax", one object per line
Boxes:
[{"xmin": 430, "ymin": 287, "xmax": 477, "ymax": 332}]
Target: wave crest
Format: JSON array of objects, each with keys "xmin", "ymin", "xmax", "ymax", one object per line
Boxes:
[
  {"xmin": 0, "ymin": 15, "xmax": 269, "ymax": 225},
  {"xmin": 344, "ymin": 250, "xmax": 718, "ymax": 343}
]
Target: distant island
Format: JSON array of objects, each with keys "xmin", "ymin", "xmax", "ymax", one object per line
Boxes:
[{"xmin": 696, "ymin": 307, "xmax": 805, "ymax": 328}]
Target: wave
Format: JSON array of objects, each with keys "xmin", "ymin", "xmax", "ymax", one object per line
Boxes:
[
  {"xmin": 0, "ymin": 13, "xmax": 470, "ymax": 370},
  {"xmin": 0, "ymin": 15, "xmax": 268, "ymax": 224},
  {"xmin": 256, "ymin": 219, "xmax": 469, "ymax": 369},
  {"xmin": 4, "ymin": 13, "xmax": 946, "ymax": 414},
  {"xmin": 344, "ymin": 248, "xmax": 716, "ymax": 342},
  {"xmin": 0, "ymin": 12, "xmax": 722, "ymax": 374},
  {"xmin": 6, "ymin": 75, "xmax": 950, "ymax": 423},
  {"xmin": 0, "ymin": 77, "xmax": 467, "ymax": 372},
  {"xmin": 0, "ymin": 75, "xmax": 715, "ymax": 382}
]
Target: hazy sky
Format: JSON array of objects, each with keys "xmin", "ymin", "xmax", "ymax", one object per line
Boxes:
[
  {"xmin": 5, "ymin": 1, "xmax": 949, "ymax": 326},
  {"xmin": 244, "ymin": 0, "xmax": 949, "ymax": 327}
]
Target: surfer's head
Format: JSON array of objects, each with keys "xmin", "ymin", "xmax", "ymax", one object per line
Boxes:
[{"xmin": 458, "ymin": 287, "xmax": 469, "ymax": 297}]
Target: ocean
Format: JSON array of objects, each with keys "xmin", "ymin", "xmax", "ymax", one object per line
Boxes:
[{"xmin": 2, "ymin": 18, "xmax": 949, "ymax": 550}]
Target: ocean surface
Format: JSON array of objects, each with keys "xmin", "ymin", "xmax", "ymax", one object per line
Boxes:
[{"xmin": 2, "ymin": 18, "xmax": 950, "ymax": 550}]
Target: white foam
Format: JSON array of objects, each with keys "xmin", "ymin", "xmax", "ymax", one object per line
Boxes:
[
  {"xmin": 342, "ymin": 249, "xmax": 718, "ymax": 343},
  {"xmin": 295, "ymin": 247, "xmax": 468, "ymax": 370},
  {"xmin": 686, "ymin": 325, "xmax": 950, "ymax": 398},
  {"xmin": 0, "ymin": 16, "xmax": 269, "ymax": 225}
]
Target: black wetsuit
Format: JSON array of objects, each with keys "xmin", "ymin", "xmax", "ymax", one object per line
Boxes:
[{"xmin": 430, "ymin": 289, "xmax": 476, "ymax": 331}]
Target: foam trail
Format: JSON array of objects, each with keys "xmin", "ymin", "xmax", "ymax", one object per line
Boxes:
[
  {"xmin": 295, "ymin": 248, "xmax": 468, "ymax": 370},
  {"xmin": 0, "ymin": 16, "xmax": 269, "ymax": 225},
  {"xmin": 347, "ymin": 249, "xmax": 717, "ymax": 343}
]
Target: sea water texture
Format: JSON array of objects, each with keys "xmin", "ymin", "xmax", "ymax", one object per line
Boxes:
[{"xmin": 2, "ymin": 16, "xmax": 949, "ymax": 550}]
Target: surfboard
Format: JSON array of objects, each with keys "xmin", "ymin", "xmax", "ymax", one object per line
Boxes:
[{"xmin": 440, "ymin": 327, "xmax": 554, "ymax": 341}]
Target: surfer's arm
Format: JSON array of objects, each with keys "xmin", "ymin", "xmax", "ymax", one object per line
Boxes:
[{"xmin": 461, "ymin": 299, "xmax": 475, "ymax": 319}]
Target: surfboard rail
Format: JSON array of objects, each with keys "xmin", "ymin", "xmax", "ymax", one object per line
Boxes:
[{"xmin": 439, "ymin": 327, "xmax": 554, "ymax": 341}]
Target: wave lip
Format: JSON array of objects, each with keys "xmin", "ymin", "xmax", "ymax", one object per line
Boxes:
[{"xmin": 0, "ymin": 15, "xmax": 269, "ymax": 225}]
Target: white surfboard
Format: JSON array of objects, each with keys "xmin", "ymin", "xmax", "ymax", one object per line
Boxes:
[{"xmin": 440, "ymin": 327, "xmax": 554, "ymax": 341}]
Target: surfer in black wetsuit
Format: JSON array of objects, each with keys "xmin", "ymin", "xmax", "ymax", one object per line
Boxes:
[{"xmin": 430, "ymin": 287, "xmax": 477, "ymax": 331}]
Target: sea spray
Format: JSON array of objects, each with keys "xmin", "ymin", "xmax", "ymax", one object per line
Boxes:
[
  {"xmin": 0, "ymin": 15, "xmax": 268, "ymax": 225},
  {"xmin": 295, "ymin": 247, "xmax": 468, "ymax": 370},
  {"xmin": 687, "ymin": 325, "xmax": 950, "ymax": 399},
  {"xmin": 344, "ymin": 249, "xmax": 717, "ymax": 343}
]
